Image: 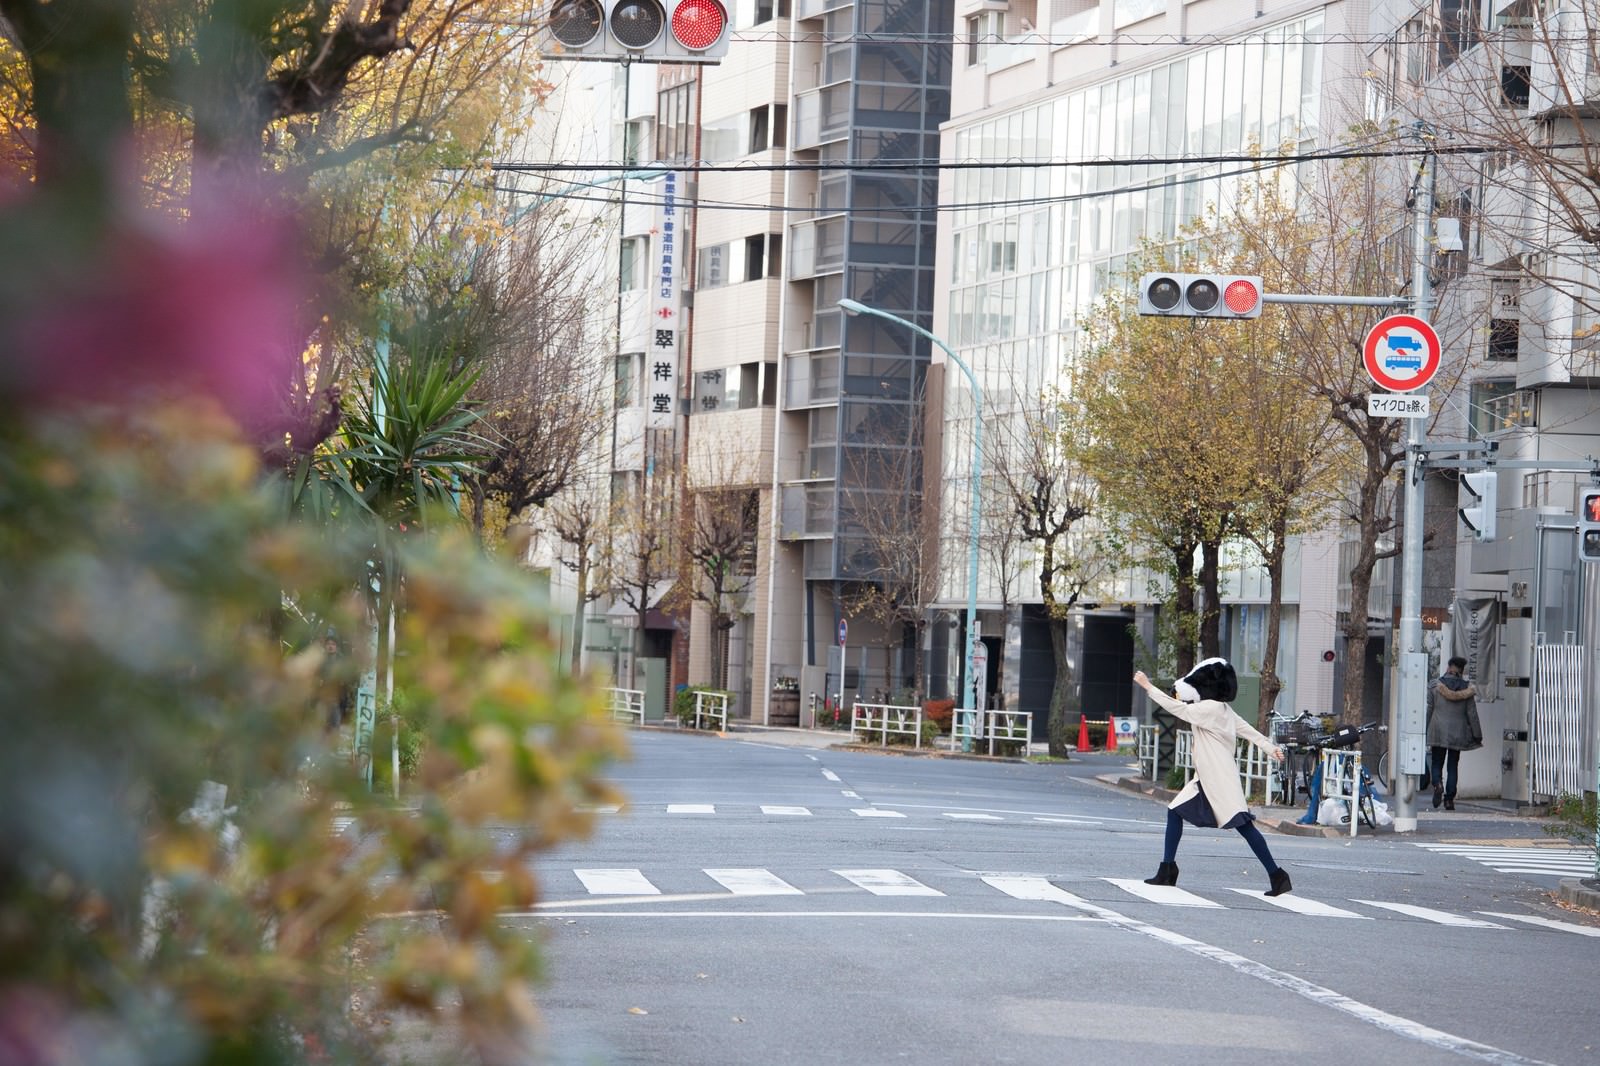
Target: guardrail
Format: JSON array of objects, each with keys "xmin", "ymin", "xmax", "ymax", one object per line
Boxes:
[
  {"xmin": 694, "ymin": 690, "xmax": 729, "ymax": 731},
  {"xmin": 1167, "ymin": 728, "xmax": 1277, "ymax": 802},
  {"xmin": 1319, "ymin": 748, "xmax": 1362, "ymax": 838},
  {"xmin": 1138, "ymin": 724, "xmax": 1159, "ymax": 779},
  {"xmin": 952, "ymin": 709, "xmax": 1032, "ymax": 755},
  {"xmin": 606, "ymin": 687, "xmax": 645, "ymax": 726},
  {"xmin": 851, "ymin": 702, "xmax": 923, "ymax": 748}
]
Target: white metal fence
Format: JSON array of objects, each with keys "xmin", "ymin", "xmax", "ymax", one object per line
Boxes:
[
  {"xmin": 1168, "ymin": 728, "xmax": 1275, "ymax": 806},
  {"xmin": 1318, "ymin": 749, "xmax": 1362, "ymax": 838},
  {"xmin": 951, "ymin": 708, "xmax": 1033, "ymax": 755},
  {"xmin": 851, "ymin": 702, "xmax": 923, "ymax": 747},
  {"xmin": 694, "ymin": 690, "xmax": 729, "ymax": 731},
  {"xmin": 606, "ymin": 687, "xmax": 645, "ymax": 725},
  {"xmin": 1532, "ymin": 643, "xmax": 1586, "ymax": 800}
]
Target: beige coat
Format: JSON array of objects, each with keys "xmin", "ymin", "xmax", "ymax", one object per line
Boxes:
[{"xmin": 1146, "ymin": 686, "xmax": 1280, "ymax": 828}]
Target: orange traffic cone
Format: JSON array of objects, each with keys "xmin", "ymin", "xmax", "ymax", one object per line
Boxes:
[
  {"xmin": 1105, "ymin": 719, "xmax": 1119, "ymax": 753},
  {"xmin": 1076, "ymin": 714, "xmax": 1091, "ymax": 753}
]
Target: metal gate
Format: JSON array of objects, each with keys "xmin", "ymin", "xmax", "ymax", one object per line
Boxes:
[{"xmin": 1531, "ymin": 643, "xmax": 1585, "ymax": 799}]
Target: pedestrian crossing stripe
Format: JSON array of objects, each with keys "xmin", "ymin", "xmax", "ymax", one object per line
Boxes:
[
  {"xmin": 833, "ymin": 869, "xmax": 942, "ymax": 896},
  {"xmin": 943, "ymin": 813, "xmax": 1002, "ymax": 821},
  {"xmin": 537, "ymin": 868, "xmax": 1600, "ymax": 935},
  {"xmin": 666, "ymin": 804, "xmax": 715, "ymax": 814},
  {"xmin": 1103, "ymin": 878, "xmax": 1223, "ymax": 909},
  {"xmin": 1412, "ymin": 843, "xmax": 1596, "ymax": 876},
  {"xmin": 760, "ymin": 805, "xmax": 811, "ymax": 816},
  {"xmin": 851, "ymin": 808, "xmax": 906, "ymax": 818},
  {"xmin": 1351, "ymin": 900, "xmax": 1507, "ymax": 928}
]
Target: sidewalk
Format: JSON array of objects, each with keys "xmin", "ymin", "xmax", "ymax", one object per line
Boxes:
[{"xmin": 1098, "ymin": 767, "xmax": 1600, "ymax": 913}]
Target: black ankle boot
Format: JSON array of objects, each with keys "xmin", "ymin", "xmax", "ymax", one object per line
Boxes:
[
  {"xmin": 1144, "ymin": 862, "xmax": 1179, "ymax": 886},
  {"xmin": 1266, "ymin": 867, "xmax": 1292, "ymax": 897}
]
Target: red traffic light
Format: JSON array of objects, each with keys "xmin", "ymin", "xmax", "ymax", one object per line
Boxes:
[
  {"xmin": 1223, "ymin": 278, "xmax": 1260, "ymax": 315},
  {"xmin": 671, "ymin": 0, "xmax": 726, "ymax": 50}
]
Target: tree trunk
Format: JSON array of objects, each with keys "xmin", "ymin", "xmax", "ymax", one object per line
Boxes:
[
  {"xmin": 1256, "ymin": 520, "xmax": 1288, "ymax": 731},
  {"xmin": 571, "ymin": 551, "xmax": 589, "ymax": 674},
  {"xmin": 1046, "ymin": 616, "xmax": 1078, "ymax": 757},
  {"xmin": 1199, "ymin": 539, "xmax": 1223, "ymax": 660},
  {"xmin": 1171, "ymin": 540, "xmax": 1199, "ymax": 679}
]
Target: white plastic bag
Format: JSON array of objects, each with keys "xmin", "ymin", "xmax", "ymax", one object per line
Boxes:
[
  {"xmin": 1372, "ymin": 799, "xmax": 1394, "ymax": 827},
  {"xmin": 1317, "ymin": 797, "xmax": 1348, "ymax": 826}
]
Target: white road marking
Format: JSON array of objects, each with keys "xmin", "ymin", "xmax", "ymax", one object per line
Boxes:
[
  {"xmin": 943, "ymin": 812, "xmax": 1002, "ymax": 821},
  {"xmin": 522, "ymin": 910, "xmax": 1098, "ymax": 922},
  {"xmin": 980, "ymin": 876, "xmax": 1553, "ymax": 1066},
  {"xmin": 834, "ymin": 869, "xmax": 943, "ymax": 896},
  {"xmin": 574, "ymin": 869, "xmax": 659, "ymax": 895},
  {"xmin": 1103, "ymin": 878, "xmax": 1224, "ymax": 908},
  {"xmin": 841, "ymin": 790, "xmax": 860, "ymax": 798},
  {"xmin": 1032, "ymin": 816, "xmax": 1103, "ymax": 825},
  {"xmin": 1351, "ymin": 900, "xmax": 1508, "ymax": 928},
  {"xmin": 666, "ymin": 804, "xmax": 715, "ymax": 814},
  {"xmin": 1413, "ymin": 843, "xmax": 1596, "ymax": 876},
  {"xmin": 1478, "ymin": 912, "xmax": 1600, "ymax": 937},
  {"xmin": 851, "ymin": 808, "xmax": 906, "ymax": 818},
  {"xmin": 760, "ymin": 805, "xmax": 812, "ymax": 816},
  {"xmin": 581, "ymin": 806, "xmax": 621, "ymax": 815},
  {"xmin": 704, "ymin": 869, "xmax": 802, "ymax": 896},
  {"xmin": 821, "ymin": 769, "xmax": 842, "ymax": 782},
  {"xmin": 1228, "ymin": 889, "xmax": 1371, "ymax": 919}
]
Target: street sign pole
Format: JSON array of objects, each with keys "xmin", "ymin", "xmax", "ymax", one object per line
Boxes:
[{"xmin": 1392, "ymin": 142, "xmax": 1436, "ymax": 834}]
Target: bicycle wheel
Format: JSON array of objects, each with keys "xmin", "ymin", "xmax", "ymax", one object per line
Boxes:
[
  {"xmin": 1358, "ymin": 783, "xmax": 1377, "ymax": 829},
  {"xmin": 1374, "ymin": 748, "xmax": 1390, "ymax": 790}
]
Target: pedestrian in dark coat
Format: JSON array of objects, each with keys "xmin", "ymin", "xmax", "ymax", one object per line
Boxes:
[
  {"xmin": 1427, "ymin": 655, "xmax": 1481, "ymax": 811},
  {"xmin": 1134, "ymin": 658, "xmax": 1292, "ymax": 897}
]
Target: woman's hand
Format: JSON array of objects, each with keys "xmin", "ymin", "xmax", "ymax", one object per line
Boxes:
[
  {"xmin": 1271, "ymin": 745, "xmax": 1286, "ymax": 763},
  {"xmin": 1133, "ymin": 670, "xmax": 1150, "ymax": 691}
]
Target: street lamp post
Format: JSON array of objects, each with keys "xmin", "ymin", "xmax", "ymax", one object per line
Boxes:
[{"xmin": 837, "ymin": 299, "xmax": 983, "ymax": 732}]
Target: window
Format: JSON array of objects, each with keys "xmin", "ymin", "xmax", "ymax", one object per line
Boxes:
[
  {"xmin": 615, "ymin": 353, "xmax": 640, "ymax": 409},
  {"xmin": 772, "ymin": 104, "xmax": 787, "ymax": 148},
  {"xmin": 694, "ymin": 362, "xmax": 777, "ymax": 413},
  {"xmin": 1488, "ymin": 318, "xmax": 1519, "ymax": 360},
  {"xmin": 965, "ymin": 11, "xmax": 1002, "ymax": 67},
  {"xmin": 698, "ymin": 244, "xmax": 726, "ymax": 289},
  {"xmin": 623, "ymin": 118, "xmax": 649, "ymax": 165},
  {"xmin": 619, "ymin": 236, "xmax": 645, "ymax": 291},
  {"xmin": 749, "ymin": 106, "xmax": 770, "ymax": 153},
  {"xmin": 1468, "ymin": 380, "xmax": 1516, "ymax": 439},
  {"xmin": 1501, "ymin": 65, "xmax": 1531, "ymax": 108},
  {"xmin": 657, "ymin": 83, "xmax": 696, "ymax": 163}
]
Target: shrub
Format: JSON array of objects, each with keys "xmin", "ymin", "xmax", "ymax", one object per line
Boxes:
[
  {"xmin": 674, "ymin": 685, "xmax": 732, "ymax": 727},
  {"xmin": 1165, "ymin": 766, "xmax": 1187, "ymax": 790},
  {"xmin": 1543, "ymin": 792, "xmax": 1598, "ymax": 845},
  {"xmin": 922, "ymin": 698, "xmax": 956, "ymax": 733}
]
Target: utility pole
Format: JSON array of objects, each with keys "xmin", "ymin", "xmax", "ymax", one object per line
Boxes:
[{"xmin": 1392, "ymin": 134, "xmax": 1436, "ymax": 833}]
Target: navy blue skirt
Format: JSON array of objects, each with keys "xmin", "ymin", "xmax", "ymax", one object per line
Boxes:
[{"xmin": 1173, "ymin": 782, "xmax": 1253, "ymax": 830}]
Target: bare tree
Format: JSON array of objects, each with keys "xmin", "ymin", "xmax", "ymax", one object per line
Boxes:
[
  {"xmin": 991, "ymin": 387, "xmax": 1101, "ymax": 755},
  {"xmin": 838, "ymin": 396, "xmax": 940, "ymax": 701},
  {"xmin": 548, "ymin": 482, "xmax": 609, "ymax": 674},
  {"xmin": 666, "ymin": 440, "xmax": 763, "ymax": 690},
  {"xmin": 602, "ymin": 472, "xmax": 676, "ymax": 689}
]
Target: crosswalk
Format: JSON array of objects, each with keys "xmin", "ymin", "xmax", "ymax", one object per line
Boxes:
[
  {"xmin": 1413, "ymin": 842, "xmax": 1597, "ymax": 878},
  {"xmin": 579, "ymin": 803, "xmax": 1097, "ymax": 824},
  {"xmin": 534, "ymin": 865, "xmax": 1600, "ymax": 937}
]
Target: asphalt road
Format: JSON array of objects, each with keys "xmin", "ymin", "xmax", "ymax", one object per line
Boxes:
[{"xmin": 501, "ymin": 732, "xmax": 1599, "ymax": 1066}]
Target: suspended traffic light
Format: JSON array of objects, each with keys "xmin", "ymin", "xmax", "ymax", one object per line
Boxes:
[
  {"xmin": 1138, "ymin": 273, "xmax": 1264, "ymax": 318},
  {"xmin": 539, "ymin": 0, "xmax": 729, "ymax": 62}
]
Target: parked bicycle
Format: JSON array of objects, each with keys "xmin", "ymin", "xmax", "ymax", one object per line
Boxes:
[
  {"xmin": 1316, "ymin": 721, "xmax": 1388, "ymax": 829},
  {"xmin": 1267, "ymin": 710, "xmax": 1323, "ymax": 808}
]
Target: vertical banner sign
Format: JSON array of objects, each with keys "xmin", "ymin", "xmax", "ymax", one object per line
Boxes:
[{"xmin": 648, "ymin": 172, "xmax": 681, "ymax": 428}]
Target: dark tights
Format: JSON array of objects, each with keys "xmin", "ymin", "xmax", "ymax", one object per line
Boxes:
[{"xmin": 1162, "ymin": 808, "xmax": 1278, "ymax": 873}]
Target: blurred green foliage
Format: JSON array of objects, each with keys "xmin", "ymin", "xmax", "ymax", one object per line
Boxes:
[{"xmin": 0, "ymin": 407, "xmax": 626, "ymax": 1063}]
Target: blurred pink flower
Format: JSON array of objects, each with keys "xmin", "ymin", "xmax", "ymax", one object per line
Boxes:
[{"xmin": 9, "ymin": 184, "xmax": 308, "ymax": 427}]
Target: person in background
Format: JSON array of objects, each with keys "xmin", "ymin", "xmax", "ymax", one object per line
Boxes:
[
  {"xmin": 318, "ymin": 631, "xmax": 353, "ymax": 734},
  {"xmin": 1134, "ymin": 659, "xmax": 1292, "ymax": 897},
  {"xmin": 1428, "ymin": 656, "xmax": 1481, "ymax": 811}
]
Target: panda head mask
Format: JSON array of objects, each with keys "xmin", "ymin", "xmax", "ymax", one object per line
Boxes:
[{"xmin": 1172, "ymin": 657, "xmax": 1238, "ymax": 704}]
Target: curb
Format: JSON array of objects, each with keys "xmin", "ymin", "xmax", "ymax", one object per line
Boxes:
[
  {"xmin": 1099, "ymin": 773, "xmax": 1385, "ymax": 839},
  {"xmin": 1557, "ymin": 877, "xmax": 1600, "ymax": 913}
]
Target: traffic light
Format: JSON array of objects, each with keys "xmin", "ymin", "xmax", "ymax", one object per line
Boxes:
[
  {"xmin": 1459, "ymin": 470, "xmax": 1496, "ymax": 543},
  {"xmin": 1580, "ymin": 486, "xmax": 1600, "ymax": 562},
  {"xmin": 1138, "ymin": 273, "xmax": 1264, "ymax": 318},
  {"xmin": 540, "ymin": 0, "xmax": 730, "ymax": 63}
]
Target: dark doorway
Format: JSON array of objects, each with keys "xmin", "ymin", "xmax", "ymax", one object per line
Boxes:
[{"xmin": 1080, "ymin": 614, "xmax": 1135, "ymax": 723}]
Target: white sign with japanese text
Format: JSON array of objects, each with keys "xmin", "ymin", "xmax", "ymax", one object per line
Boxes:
[
  {"xmin": 648, "ymin": 172, "xmax": 682, "ymax": 428},
  {"xmin": 1367, "ymin": 392, "xmax": 1430, "ymax": 419}
]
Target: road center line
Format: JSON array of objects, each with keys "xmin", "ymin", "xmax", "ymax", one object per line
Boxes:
[
  {"xmin": 982, "ymin": 876, "xmax": 1553, "ymax": 1066},
  {"xmin": 821, "ymin": 769, "xmax": 842, "ymax": 782}
]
